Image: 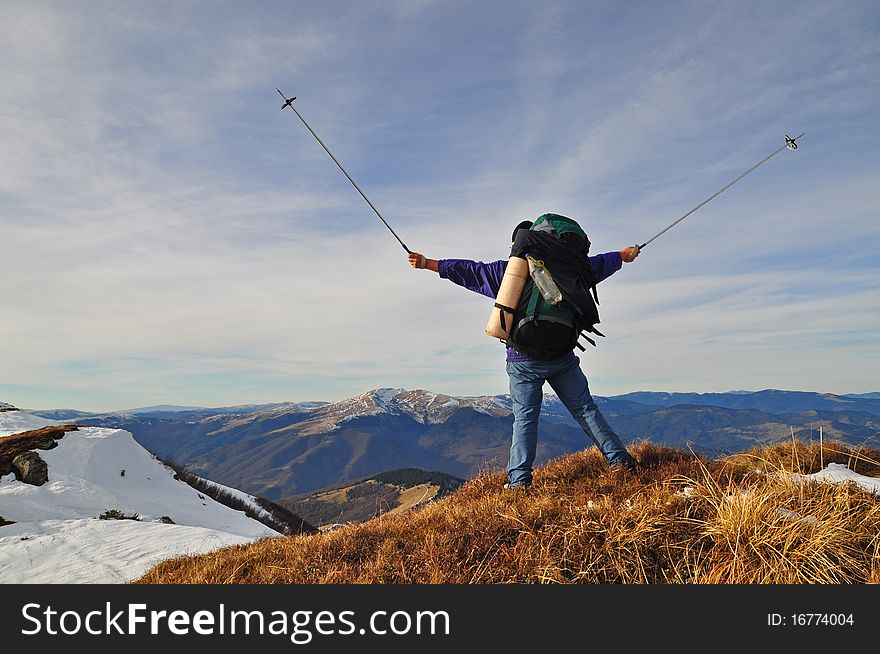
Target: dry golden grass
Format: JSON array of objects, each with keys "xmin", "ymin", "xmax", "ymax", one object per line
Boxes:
[{"xmin": 133, "ymin": 440, "xmax": 880, "ymax": 584}]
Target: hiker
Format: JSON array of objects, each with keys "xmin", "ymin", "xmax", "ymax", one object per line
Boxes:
[{"xmin": 408, "ymin": 219, "xmax": 640, "ymax": 490}]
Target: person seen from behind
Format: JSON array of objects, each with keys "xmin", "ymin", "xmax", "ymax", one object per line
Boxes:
[{"xmin": 408, "ymin": 219, "xmax": 640, "ymax": 490}]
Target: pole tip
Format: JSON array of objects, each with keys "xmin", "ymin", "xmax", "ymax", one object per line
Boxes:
[
  {"xmin": 277, "ymin": 87, "xmax": 296, "ymax": 109},
  {"xmin": 785, "ymin": 132, "xmax": 805, "ymax": 150}
]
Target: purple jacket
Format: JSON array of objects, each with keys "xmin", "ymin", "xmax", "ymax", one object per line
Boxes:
[{"xmin": 438, "ymin": 252, "xmax": 624, "ymax": 361}]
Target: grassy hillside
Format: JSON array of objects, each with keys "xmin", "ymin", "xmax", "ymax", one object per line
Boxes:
[
  {"xmin": 277, "ymin": 468, "xmax": 465, "ymax": 528},
  {"xmin": 133, "ymin": 440, "xmax": 880, "ymax": 584}
]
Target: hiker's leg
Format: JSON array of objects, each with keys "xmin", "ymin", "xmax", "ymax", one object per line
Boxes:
[
  {"xmin": 547, "ymin": 354, "xmax": 635, "ymax": 467},
  {"xmin": 506, "ymin": 360, "xmax": 546, "ymax": 486}
]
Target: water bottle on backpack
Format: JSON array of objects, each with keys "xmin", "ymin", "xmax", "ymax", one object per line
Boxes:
[{"xmin": 527, "ymin": 256, "xmax": 562, "ymax": 305}]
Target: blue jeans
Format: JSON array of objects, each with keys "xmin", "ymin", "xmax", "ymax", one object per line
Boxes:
[{"xmin": 506, "ymin": 354, "xmax": 634, "ymax": 486}]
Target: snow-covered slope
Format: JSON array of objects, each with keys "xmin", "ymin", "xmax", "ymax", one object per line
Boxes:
[
  {"xmin": 0, "ymin": 410, "xmax": 278, "ymax": 583},
  {"xmin": 0, "ymin": 409, "xmax": 49, "ymax": 435}
]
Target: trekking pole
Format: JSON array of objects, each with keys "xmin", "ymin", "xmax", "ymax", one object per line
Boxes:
[
  {"xmin": 276, "ymin": 88, "xmax": 413, "ymax": 254},
  {"xmin": 637, "ymin": 133, "xmax": 805, "ymax": 253}
]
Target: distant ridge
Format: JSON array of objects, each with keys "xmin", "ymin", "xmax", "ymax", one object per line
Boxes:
[
  {"xmin": 608, "ymin": 389, "xmax": 880, "ymax": 415},
  {"xmin": 845, "ymin": 392, "xmax": 880, "ymax": 400},
  {"xmin": 64, "ymin": 387, "xmax": 880, "ymax": 500}
]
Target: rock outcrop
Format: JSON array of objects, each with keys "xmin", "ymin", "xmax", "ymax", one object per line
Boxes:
[
  {"xmin": 12, "ymin": 451, "xmax": 49, "ymax": 485},
  {"xmin": 0, "ymin": 424, "xmax": 78, "ymax": 485}
]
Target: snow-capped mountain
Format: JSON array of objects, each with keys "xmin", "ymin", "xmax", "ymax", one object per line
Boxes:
[
  {"xmin": 0, "ymin": 409, "xmax": 282, "ymax": 583},
  {"xmin": 309, "ymin": 388, "xmax": 513, "ymax": 429},
  {"xmin": 0, "ymin": 402, "xmax": 16, "ymax": 412}
]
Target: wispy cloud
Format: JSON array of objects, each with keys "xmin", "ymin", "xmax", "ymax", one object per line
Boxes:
[{"xmin": 1, "ymin": 1, "xmax": 877, "ymax": 410}]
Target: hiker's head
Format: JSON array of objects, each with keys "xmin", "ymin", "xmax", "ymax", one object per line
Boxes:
[{"xmin": 512, "ymin": 220, "xmax": 533, "ymax": 242}]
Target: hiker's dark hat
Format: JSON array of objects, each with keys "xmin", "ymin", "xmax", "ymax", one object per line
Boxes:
[{"xmin": 512, "ymin": 220, "xmax": 533, "ymax": 242}]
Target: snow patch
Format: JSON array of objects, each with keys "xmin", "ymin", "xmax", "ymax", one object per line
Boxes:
[
  {"xmin": 371, "ymin": 388, "xmax": 407, "ymax": 408},
  {"xmin": 791, "ymin": 463, "xmax": 880, "ymax": 495},
  {"xmin": 777, "ymin": 508, "xmax": 818, "ymax": 524},
  {"xmin": 0, "ymin": 519, "xmax": 254, "ymax": 583},
  {"xmin": 196, "ymin": 477, "xmax": 275, "ymax": 523}
]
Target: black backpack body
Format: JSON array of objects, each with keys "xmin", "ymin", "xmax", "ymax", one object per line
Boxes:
[{"xmin": 504, "ymin": 214, "xmax": 603, "ymax": 360}]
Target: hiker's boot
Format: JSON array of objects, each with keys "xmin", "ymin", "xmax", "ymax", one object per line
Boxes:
[{"xmin": 608, "ymin": 455, "xmax": 639, "ymax": 474}]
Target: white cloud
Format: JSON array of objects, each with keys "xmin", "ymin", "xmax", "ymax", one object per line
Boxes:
[{"xmin": 1, "ymin": 1, "xmax": 878, "ymax": 409}]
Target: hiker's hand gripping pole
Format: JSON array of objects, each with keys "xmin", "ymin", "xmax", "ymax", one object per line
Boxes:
[
  {"xmin": 276, "ymin": 88, "xmax": 413, "ymax": 254},
  {"xmin": 637, "ymin": 133, "xmax": 805, "ymax": 252}
]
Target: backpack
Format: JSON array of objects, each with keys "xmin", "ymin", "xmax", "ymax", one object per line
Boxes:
[{"xmin": 503, "ymin": 214, "xmax": 604, "ymax": 360}]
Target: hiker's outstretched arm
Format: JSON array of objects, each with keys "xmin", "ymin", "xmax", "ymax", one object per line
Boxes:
[
  {"xmin": 590, "ymin": 252, "xmax": 623, "ymax": 283},
  {"xmin": 439, "ymin": 259, "xmax": 506, "ymax": 299},
  {"xmin": 590, "ymin": 246, "xmax": 640, "ymax": 283}
]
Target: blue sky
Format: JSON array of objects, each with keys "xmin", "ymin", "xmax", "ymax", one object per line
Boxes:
[{"xmin": 1, "ymin": 0, "xmax": 877, "ymax": 411}]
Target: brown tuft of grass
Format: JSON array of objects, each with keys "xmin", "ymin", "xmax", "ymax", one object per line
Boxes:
[{"xmin": 133, "ymin": 440, "xmax": 880, "ymax": 584}]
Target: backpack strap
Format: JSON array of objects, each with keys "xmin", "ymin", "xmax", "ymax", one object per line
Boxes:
[
  {"xmin": 577, "ymin": 326, "xmax": 605, "ymax": 348},
  {"xmin": 494, "ymin": 302, "xmax": 515, "ymax": 332}
]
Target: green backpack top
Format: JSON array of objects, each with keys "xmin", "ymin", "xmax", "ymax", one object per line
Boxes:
[{"xmin": 530, "ymin": 213, "xmax": 588, "ymax": 240}]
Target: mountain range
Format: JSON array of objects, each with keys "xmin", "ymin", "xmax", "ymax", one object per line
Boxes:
[{"xmin": 23, "ymin": 388, "xmax": 879, "ymax": 500}]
